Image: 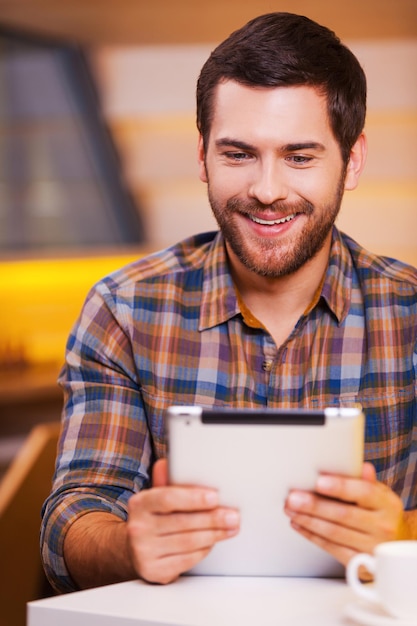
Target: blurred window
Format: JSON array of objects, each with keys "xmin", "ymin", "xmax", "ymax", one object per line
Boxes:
[{"xmin": 0, "ymin": 29, "xmax": 145, "ymax": 252}]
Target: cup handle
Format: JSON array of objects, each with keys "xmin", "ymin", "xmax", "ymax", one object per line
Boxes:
[{"xmin": 346, "ymin": 553, "xmax": 379, "ymax": 604}]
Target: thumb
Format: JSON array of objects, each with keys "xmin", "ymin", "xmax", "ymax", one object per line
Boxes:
[
  {"xmin": 362, "ymin": 461, "xmax": 377, "ymax": 483},
  {"xmin": 152, "ymin": 457, "xmax": 168, "ymax": 487}
]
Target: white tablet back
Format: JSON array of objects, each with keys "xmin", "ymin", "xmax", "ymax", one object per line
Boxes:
[{"xmin": 167, "ymin": 406, "xmax": 364, "ymax": 578}]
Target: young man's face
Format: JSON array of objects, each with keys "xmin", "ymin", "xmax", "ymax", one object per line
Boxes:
[{"xmin": 198, "ymin": 81, "xmax": 364, "ymax": 279}]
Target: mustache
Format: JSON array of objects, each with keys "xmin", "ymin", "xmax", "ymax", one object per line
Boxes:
[{"xmin": 226, "ymin": 197, "xmax": 314, "ymax": 216}]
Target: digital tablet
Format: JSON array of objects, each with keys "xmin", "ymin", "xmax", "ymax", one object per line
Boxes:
[{"xmin": 167, "ymin": 405, "xmax": 364, "ymax": 578}]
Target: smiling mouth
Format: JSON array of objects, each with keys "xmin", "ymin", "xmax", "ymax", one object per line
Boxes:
[{"xmin": 249, "ymin": 213, "xmax": 297, "ymax": 226}]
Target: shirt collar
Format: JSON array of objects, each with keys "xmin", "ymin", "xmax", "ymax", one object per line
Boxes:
[
  {"xmin": 320, "ymin": 227, "xmax": 353, "ymax": 324},
  {"xmin": 199, "ymin": 232, "xmax": 240, "ymax": 331},
  {"xmin": 198, "ymin": 227, "xmax": 353, "ymax": 331}
]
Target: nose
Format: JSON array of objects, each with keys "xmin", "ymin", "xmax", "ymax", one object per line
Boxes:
[{"xmin": 248, "ymin": 158, "xmax": 289, "ymax": 205}]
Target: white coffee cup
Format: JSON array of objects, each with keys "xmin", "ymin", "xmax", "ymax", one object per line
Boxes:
[{"xmin": 347, "ymin": 541, "xmax": 417, "ymax": 620}]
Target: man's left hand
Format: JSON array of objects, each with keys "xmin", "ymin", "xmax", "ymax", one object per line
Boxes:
[{"xmin": 284, "ymin": 462, "xmax": 407, "ymax": 567}]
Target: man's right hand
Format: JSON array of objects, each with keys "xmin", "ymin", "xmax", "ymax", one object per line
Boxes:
[{"xmin": 126, "ymin": 458, "xmax": 240, "ymax": 584}]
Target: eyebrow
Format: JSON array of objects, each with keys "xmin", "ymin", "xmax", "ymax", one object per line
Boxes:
[
  {"xmin": 215, "ymin": 138, "xmax": 255, "ymax": 151},
  {"xmin": 284, "ymin": 142, "xmax": 326, "ymax": 152},
  {"xmin": 215, "ymin": 138, "xmax": 326, "ymax": 153}
]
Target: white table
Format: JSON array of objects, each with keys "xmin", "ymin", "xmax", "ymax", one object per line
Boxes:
[{"xmin": 27, "ymin": 576, "xmax": 362, "ymax": 625}]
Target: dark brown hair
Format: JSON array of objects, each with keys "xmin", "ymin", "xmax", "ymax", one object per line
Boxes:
[{"xmin": 196, "ymin": 12, "xmax": 367, "ymax": 163}]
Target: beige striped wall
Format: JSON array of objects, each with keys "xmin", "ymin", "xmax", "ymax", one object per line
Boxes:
[{"xmin": 91, "ymin": 40, "xmax": 417, "ymax": 265}]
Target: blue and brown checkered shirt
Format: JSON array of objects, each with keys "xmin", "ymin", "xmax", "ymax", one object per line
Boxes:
[{"xmin": 41, "ymin": 227, "xmax": 417, "ymax": 592}]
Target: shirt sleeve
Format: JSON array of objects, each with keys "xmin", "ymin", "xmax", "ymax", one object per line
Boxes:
[
  {"xmin": 406, "ymin": 339, "xmax": 417, "ymax": 510},
  {"xmin": 41, "ymin": 281, "xmax": 153, "ymax": 593}
]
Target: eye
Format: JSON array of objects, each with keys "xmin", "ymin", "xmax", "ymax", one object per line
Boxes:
[
  {"xmin": 286, "ymin": 155, "xmax": 313, "ymax": 166},
  {"xmin": 224, "ymin": 151, "xmax": 252, "ymax": 162}
]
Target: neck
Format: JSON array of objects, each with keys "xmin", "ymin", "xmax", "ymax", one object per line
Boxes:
[{"xmin": 227, "ymin": 240, "xmax": 331, "ymax": 346}]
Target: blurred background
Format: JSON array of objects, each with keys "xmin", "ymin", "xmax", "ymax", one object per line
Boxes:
[{"xmin": 0, "ymin": 0, "xmax": 416, "ymax": 623}]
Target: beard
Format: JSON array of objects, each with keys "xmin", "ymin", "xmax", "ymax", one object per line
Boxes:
[{"xmin": 207, "ymin": 175, "xmax": 346, "ymax": 279}]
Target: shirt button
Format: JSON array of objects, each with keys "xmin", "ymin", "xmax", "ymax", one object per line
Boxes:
[{"xmin": 262, "ymin": 360, "xmax": 273, "ymax": 372}]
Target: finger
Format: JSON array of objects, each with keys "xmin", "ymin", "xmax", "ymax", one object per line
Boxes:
[
  {"xmin": 362, "ymin": 461, "xmax": 377, "ymax": 482},
  {"xmin": 289, "ymin": 519, "xmax": 362, "ymax": 568},
  {"xmin": 314, "ymin": 473, "xmax": 390, "ymax": 510},
  {"xmin": 285, "ymin": 488, "xmax": 404, "ymax": 547},
  {"xmin": 312, "ymin": 462, "xmax": 377, "ymax": 508},
  {"xmin": 157, "ymin": 525, "xmax": 240, "ymax": 557},
  {"xmin": 130, "ymin": 521, "xmax": 238, "ymax": 562},
  {"xmin": 292, "ymin": 521, "xmax": 374, "ymax": 579},
  {"xmin": 130, "ymin": 525, "xmax": 239, "ymax": 583},
  {"xmin": 287, "ymin": 510, "xmax": 374, "ymax": 554},
  {"xmin": 152, "ymin": 458, "xmax": 168, "ymax": 488},
  {"xmin": 286, "ymin": 485, "xmax": 402, "ymax": 538},
  {"xmin": 138, "ymin": 546, "xmax": 214, "ymax": 585},
  {"xmin": 152, "ymin": 507, "xmax": 240, "ymax": 536},
  {"xmin": 129, "ymin": 485, "xmax": 219, "ymax": 516},
  {"xmin": 285, "ymin": 491, "xmax": 375, "ymax": 535}
]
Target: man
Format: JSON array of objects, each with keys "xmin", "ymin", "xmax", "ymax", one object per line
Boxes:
[{"xmin": 41, "ymin": 12, "xmax": 417, "ymax": 593}]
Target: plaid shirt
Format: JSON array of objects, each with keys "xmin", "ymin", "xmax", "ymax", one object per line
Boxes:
[{"xmin": 41, "ymin": 227, "xmax": 417, "ymax": 592}]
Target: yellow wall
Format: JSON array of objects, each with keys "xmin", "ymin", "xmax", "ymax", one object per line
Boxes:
[{"xmin": 0, "ymin": 253, "xmax": 141, "ymax": 370}]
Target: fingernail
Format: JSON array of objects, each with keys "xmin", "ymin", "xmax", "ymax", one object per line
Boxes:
[
  {"xmin": 287, "ymin": 492, "xmax": 310, "ymax": 509},
  {"xmin": 204, "ymin": 491, "xmax": 219, "ymax": 506},
  {"xmin": 224, "ymin": 511, "xmax": 240, "ymax": 527},
  {"xmin": 316, "ymin": 475, "xmax": 335, "ymax": 491}
]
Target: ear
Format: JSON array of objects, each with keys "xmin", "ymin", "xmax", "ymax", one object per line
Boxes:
[
  {"xmin": 197, "ymin": 134, "xmax": 208, "ymax": 183},
  {"xmin": 344, "ymin": 132, "xmax": 367, "ymax": 191}
]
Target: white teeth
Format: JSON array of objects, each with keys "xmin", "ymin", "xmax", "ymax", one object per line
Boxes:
[{"xmin": 250, "ymin": 213, "xmax": 296, "ymax": 226}]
